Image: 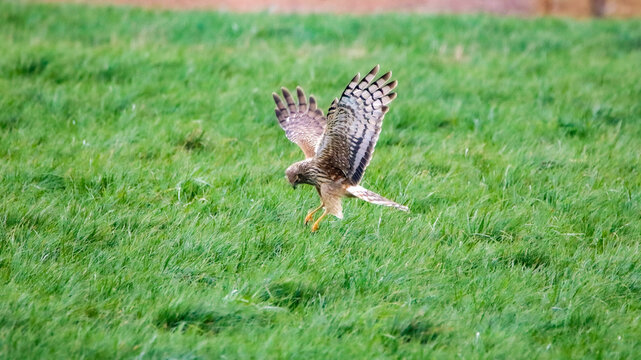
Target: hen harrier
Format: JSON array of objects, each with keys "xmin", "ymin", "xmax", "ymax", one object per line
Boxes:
[{"xmin": 273, "ymin": 65, "xmax": 408, "ymax": 232}]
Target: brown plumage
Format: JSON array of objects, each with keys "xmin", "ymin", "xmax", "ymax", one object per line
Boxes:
[{"xmin": 273, "ymin": 65, "xmax": 408, "ymax": 232}]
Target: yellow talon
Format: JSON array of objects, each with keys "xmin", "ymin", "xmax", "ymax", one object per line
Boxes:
[
  {"xmin": 304, "ymin": 203, "xmax": 323, "ymax": 225},
  {"xmin": 304, "ymin": 212, "xmax": 315, "ymax": 224},
  {"xmin": 311, "ymin": 209, "xmax": 328, "ymax": 232}
]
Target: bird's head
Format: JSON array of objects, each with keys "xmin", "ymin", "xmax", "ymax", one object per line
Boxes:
[{"xmin": 285, "ymin": 163, "xmax": 302, "ymax": 189}]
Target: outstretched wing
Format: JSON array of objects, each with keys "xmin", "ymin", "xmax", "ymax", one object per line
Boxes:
[
  {"xmin": 346, "ymin": 185, "xmax": 408, "ymax": 211},
  {"xmin": 273, "ymin": 87, "xmax": 326, "ymax": 159},
  {"xmin": 316, "ymin": 65, "xmax": 397, "ymax": 184}
]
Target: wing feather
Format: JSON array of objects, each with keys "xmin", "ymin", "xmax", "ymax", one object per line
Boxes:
[
  {"xmin": 316, "ymin": 65, "xmax": 397, "ymax": 184},
  {"xmin": 346, "ymin": 185, "xmax": 408, "ymax": 211},
  {"xmin": 273, "ymin": 86, "xmax": 326, "ymax": 159}
]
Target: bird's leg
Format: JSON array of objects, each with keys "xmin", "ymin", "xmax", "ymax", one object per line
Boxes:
[
  {"xmin": 311, "ymin": 209, "xmax": 329, "ymax": 232},
  {"xmin": 304, "ymin": 202, "xmax": 324, "ymax": 225}
]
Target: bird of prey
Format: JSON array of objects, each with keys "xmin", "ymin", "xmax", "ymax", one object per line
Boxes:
[{"xmin": 273, "ymin": 65, "xmax": 409, "ymax": 232}]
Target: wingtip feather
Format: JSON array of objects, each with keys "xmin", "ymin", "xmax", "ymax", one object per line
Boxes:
[
  {"xmin": 382, "ymin": 92, "xmax": 397, "ymax": 105},
  {"xmin": 296, "ymin": 86, "xmax": 307, "ymax": 110},
  {"xmin": 309, "ymin": 95, "xmax": 317, "ymax": 111}
]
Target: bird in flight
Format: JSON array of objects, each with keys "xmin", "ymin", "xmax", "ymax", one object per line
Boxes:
[{"xmin": 273, "ymin": 65, "xmax": 408, "ymax": 232}]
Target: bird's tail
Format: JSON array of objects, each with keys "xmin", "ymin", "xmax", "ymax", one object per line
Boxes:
[{"xmin": 346, "ymin": 185, "xmax": 409, "ymax": 212}]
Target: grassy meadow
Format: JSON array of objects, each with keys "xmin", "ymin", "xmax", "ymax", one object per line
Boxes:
[{"xmin": 1, "ymin": 1, "xmax": 641, "ymax": 358}]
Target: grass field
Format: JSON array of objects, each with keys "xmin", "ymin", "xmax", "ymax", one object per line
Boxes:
[{"xmin": 1, "ymin": 1, "xmax": 641, "ymax": 358}]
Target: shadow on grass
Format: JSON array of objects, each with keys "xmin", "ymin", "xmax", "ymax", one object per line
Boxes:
[
  {"xmin": 259, "ymin": 279, "xmax": 324, "ymax": 310},
  {"xmin": 381, "ymin": 315, "xmax": 442, "ymax": 352},
  {"xmin": 154, "ymin": 304, "xmax": 271, "ymax": 334},
  {"xmin": 501, "ymin": 249, "xmax": 550, "ymax": 270}
]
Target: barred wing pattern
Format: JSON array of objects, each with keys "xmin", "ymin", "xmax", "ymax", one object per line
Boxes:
[
  {"xmin": 346, "ymin": 185, "xmax": 409, "ymax": 211},
  {"xmin": 273, "ymin": 87, "xmax": 326, "ymax": 159},
  {"xmin": 316, "ymin": 65, "xmax": 397, "ymax": 184}
]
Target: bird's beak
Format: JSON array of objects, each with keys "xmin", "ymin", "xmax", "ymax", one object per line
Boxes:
[{"xmin": 292, "ymin": 184, "xmax": 298, "ymax": 190}]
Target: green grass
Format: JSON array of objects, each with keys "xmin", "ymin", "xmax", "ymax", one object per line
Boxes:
[{"xmin": 1, "ymin": 1, "xmax": 641, "ymax": 358}]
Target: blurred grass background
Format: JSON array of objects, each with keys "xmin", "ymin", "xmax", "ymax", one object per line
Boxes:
[
  {"xmin": 1, "ymin": 1, "xmax": 641, "ymax": 358},
  {"xmin": 42, "ymin": 0, "xmax": 641, "ymax": 17}
]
